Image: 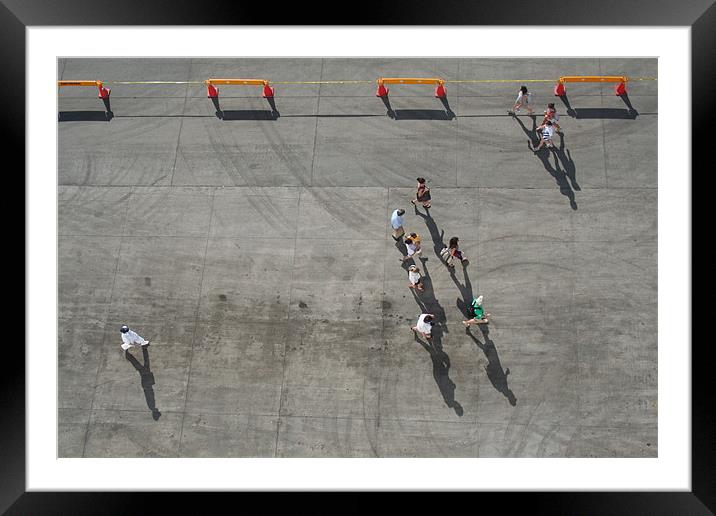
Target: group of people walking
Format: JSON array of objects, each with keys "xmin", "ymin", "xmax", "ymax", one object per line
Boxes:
[
  {"xmin": 391, "ymin": 178, "xmax": 491, "ymax": 343},
  {"xmin": 509, "ymin": 85, "xmax": 563, "ymax": 152}
]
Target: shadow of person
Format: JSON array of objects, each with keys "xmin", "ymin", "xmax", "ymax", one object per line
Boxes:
[
  {"xmin": 553, "ymin": 134, "xmax": 580, "ymax": 192},
  {"xmin": 449, "ymin": 265, "xmax": 474, "ymax": 318},
  {"xmin": 126, "ymin": 346, "xmax": 161, "ymax": 420},
  {"xmin": 465, "ymin": 327, "xmax": 517, "ymax": 406},
  {"xmin": 414, "ymin": 207, "xmax": 448, "ymax": 260},
  {"xmin": 415, "ymin": 325, "xmax": 463, "ymax": 416},
  {"xmin": 412, "ymin": 259, "xmax": 449, "ymax": 334},
  {"xmin": 534, "ymin": 143, "xmax": 578, "ymax": 210},
  {"xmin": 510, "ymin": 112, "xmax": 538, "ymax": 147}
]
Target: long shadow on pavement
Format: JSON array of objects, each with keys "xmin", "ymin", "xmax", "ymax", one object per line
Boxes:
[
  {"xmin": 414, "ymin": 324, "xmax": 463, "ymax": 416},
  {"xmin": 465, "ymin": 326, "xmax": 517, "ymax": 406},
  {"xmin": 510, "ymin": 116, "xmax": 578, "ymax": 210},
  {"xmin": 553, "ymin": 133, "xmax": 581, "ymax": 193},
  {"xmin": 450, "ymin": 265, "xmax": 475, "ymax": 319},
  {"xmin": 126, "ymin": 346, "xmax": 161, "ymax": 420}
]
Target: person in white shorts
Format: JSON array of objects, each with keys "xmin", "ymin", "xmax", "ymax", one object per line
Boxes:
[
  {"xmin": 412, "ymin": 313, "xmax": 435, "ymax": 340},
  {"xmin": 533, "ymin": 120, "xmax": 556, "ymax": 152},
  {"xmin": 509, "ymin": 86, "xmax": 534, "ymax": 116},
  {"xmin": 120, "ymin": 325, "xmax": 150, "ymax": 355}
]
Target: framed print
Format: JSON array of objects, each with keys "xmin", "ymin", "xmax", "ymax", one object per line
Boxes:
[{"xmin": 10, "ymin": 0, "xmax": 713, "ymax": 513}]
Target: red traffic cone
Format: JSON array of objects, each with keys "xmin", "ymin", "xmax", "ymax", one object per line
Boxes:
[
  {"xmin": 262, "ymin": 83, "xmax": 275, "ymax": 98},
  {"xmin": 614, "ymin": 82, "xmax": 627, "ymax": 96},
  {"xmin": 554, "ymin": 82, "xmax": 566, "ymax": 96},
  {"xmin": 435, "ymin": 83, "xmax": 447, "ymax": 98},
  {"xmin": 206, "ymin": 82, "xmax": 219, "ymax": 98},
  {"xmin": 97, "ymin": 84, "xmax": 111, "ymax": 99},
  {"xmin": 376, "ymin": 82, "xmax": 389, "ymax": 97}
]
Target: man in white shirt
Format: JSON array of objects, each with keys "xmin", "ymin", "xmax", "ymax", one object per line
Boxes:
[
  {"xmin": 411, "ymin": 313, "xmax": 435, "ymax": 340},
  {"xmin": 390, "ymin": 208, "xmax": 406, "ymax": 241},
  {"xmin": 120, "ymin": 325, "xmax": 150, "ymax": 355}
]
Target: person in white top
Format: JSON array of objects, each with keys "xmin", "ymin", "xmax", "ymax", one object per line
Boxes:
[
  {"xmin": 509, "ymin": 86, "xmax": 534, "ymax": 116},
  {"xmin": 540, "ymin": 102, "xmax": 562, "ymax": 133},
  {"xmin": 407, "ymin": 264, "xmax": 424, "ymax": 292},
  {"xmin": 399, "ymin": 235, "xmax": 423, "ymax": 262},
  {"xmin": 412, "ymin": 313, "xmax": 435, "ymax": 340},
  {"xmin": 120, "ymin": 325, "xmax": 150, "ymax": 355},
  {"xmin": 390, "ymin": 208, "xmax": 406, "ymax": 241},
  {"xmin": 534, "ymin": 120, "xmax": 556, "ymax": 152}
]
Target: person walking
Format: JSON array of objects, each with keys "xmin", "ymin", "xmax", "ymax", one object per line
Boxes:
[
  {"xmin": 509, "ymin": 86, "xmax": 534, "ymax": 116},
  {"xmin": 407, "ymin": 264, "xmax": 425, "ymax": 292},
  {"xmin": 541, "ymin": 102, "xmax": 562, "ymax": 133},
  {"xmin": 533, "ymin": 120, "xmax": 556, "ymax": 152},
  {"xmin": 411, "ymin": 177, "xmax": 431, "ymax": 210},
  {"xmin": 441, "ymin": 236, "xmax": 468, "ymax": 268},
  {"xmin": 390, "ymin": 208, "xmax": 406, "ymax": 241},
  {"xmin": 463, "ymin": 295, "xmax": 490, "ymax": 326},
  {"xmin": 120, "ymin": 324, "xmax": 150, "ymax": 356},
  {"xmin": 412, "ymin": 313, "xmax": 435, "ymax": 340},
  {"xmin": 400, "ymin": 232, "xmax": 423, "ymax": 262}
]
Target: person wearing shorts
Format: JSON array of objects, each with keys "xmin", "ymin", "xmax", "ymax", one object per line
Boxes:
[
  {"xmin": 540, "ymin": 102, "xmax": 562, "ymax": 133},
  {"xmin": 407, "ymin": 264, "xmax": 424, "ymax": 292},
  {"xmin": 510, "ymin": 86, "xmax": 534, "ymax": 115},
  {"xmin": 412, "ymin": 313, "xmax": 435, "ymax": 340},
  {"xmin": 534, "ymin": 120, "xmax": 555, "ymax": 151}
]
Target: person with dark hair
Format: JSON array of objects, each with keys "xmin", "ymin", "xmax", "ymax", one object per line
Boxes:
[
  {"xmin": 119, "ymin": 324, "xmax": 150, "ymax": 357},
  {"xmin": 412, "ymin": 313, "xmax": 435, "ymax": 340},
  {"xmin": 390, "ymin": 208, "xmax": 406, "ymax": 241},
  {"xmin": 399, "ymin": 232, "xmax": 423, "ymax": 262},
  {"xmin": 411, "ymin": 177, "xmax": 431, "ymax": 210},
  {"xmin": 407, "ymin": 264, "xmax": 425, "ymax": 292},
  {"xmin": 533, "ymin": 120, "xmax": 556, "ymax": 152},
  {"xmin": 509, "ymin": 85, "xmax": 534, "ymax": 116},
  {"xmin": 541, "ymin": 102, "xmax": 562, "ymax": 133},
  {"xmin": 441, "ymin": 236, "xmax": 468, "ymax": 268}
]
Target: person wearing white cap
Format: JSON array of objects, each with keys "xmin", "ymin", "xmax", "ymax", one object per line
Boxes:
[
  {"xmin": 462, "ymin": 296, "xmax": 490, "ymax": 326},
  {"xmin": 120, "ymin": 325, "xmax": 150, "ymax": 355},
  {"xmin": 412, "ymin": 313, "xmax": 435, "ymax": 340},
  {"xmin": 407, "ymin": 264, "xmax": 424, "ymax": 292}
]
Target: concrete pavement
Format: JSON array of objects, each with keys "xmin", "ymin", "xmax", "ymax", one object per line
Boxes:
[{"xmin": 58, "ymin": 58, "xmax": 657, "ymax": 457}]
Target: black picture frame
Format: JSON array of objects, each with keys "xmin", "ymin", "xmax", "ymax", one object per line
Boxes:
[{"xmin": 7, "ymin": 0, "xmax": 711, "ymax": 513}]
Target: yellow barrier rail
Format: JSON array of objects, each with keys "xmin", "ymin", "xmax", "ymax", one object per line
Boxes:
[
  {"xmin": 376, "ymin": 77, "xmax": 447, "ymax": 98},
  {"xmin": 205, "ymin": 78, "xmax": 274, "ymax": 98},
  {"xmin": 555, "ymin": 76, "xmax": 628, "ymax": 96},
  {"xmin": 58, "ymin": 80, "xmax": 111, "ymax": 99}
]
